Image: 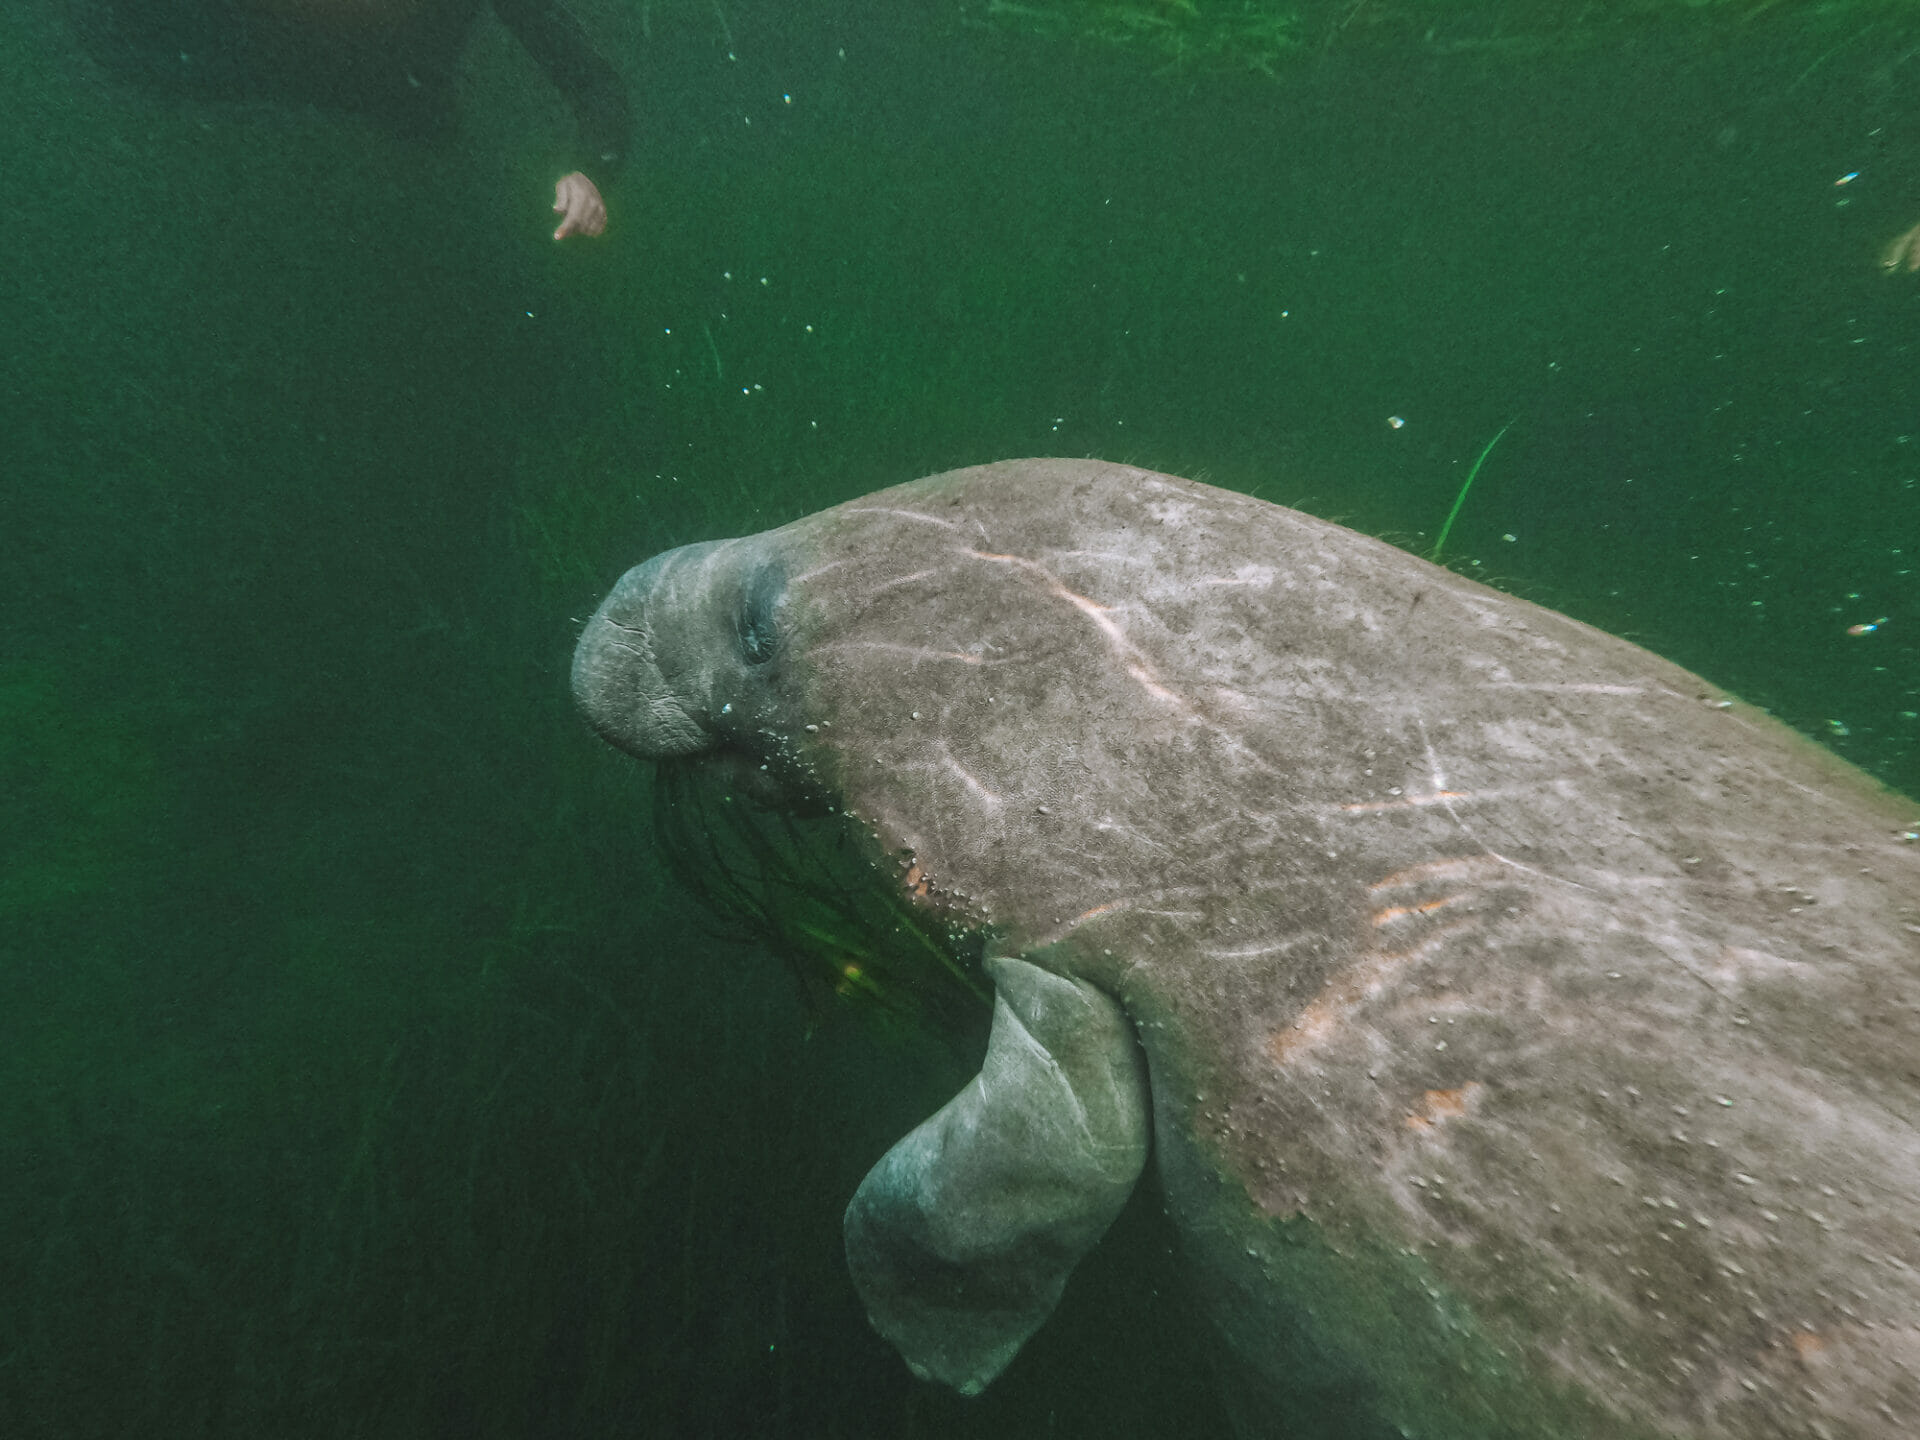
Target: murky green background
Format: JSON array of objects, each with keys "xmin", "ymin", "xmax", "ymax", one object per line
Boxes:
[{"xmin": 3, "ymin": 2, "xmax": 1916, "ymax": 1435}]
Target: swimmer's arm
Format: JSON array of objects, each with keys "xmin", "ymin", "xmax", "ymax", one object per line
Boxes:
[{"xmin": 492, "ymin": 0, "xmax": 632, "ymax": 236}]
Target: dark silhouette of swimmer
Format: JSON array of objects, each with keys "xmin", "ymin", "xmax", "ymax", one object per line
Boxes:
[{"xmin": 78, "ymin": 0, "xmax": 631, "ymax": 239}]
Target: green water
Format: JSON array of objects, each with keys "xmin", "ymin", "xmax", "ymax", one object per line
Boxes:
[{"xmin": 3, "ymin": 2, "xmax": 1916, "ymax": 1435}]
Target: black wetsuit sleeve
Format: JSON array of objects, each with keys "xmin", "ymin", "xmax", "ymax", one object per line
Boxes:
[{"xmin": 490, "ymin": 0, "xmax": 632, "ymax": 176}]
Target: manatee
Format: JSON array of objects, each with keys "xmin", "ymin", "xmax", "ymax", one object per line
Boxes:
[{"xmin": 571, "ymin": 458, "xmax": 1920, "ymax": 1439}]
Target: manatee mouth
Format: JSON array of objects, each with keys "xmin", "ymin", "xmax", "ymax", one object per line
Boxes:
[{"xmin": 653, "ymin": 759, "xmax": 993, "ymax": 1044}]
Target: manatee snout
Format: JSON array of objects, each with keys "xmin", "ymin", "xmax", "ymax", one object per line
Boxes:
[
  {"xmin": 570, "ymin": 551, "xmax": 683, "ymax": 756},
  {"xmin": 571, "ymin": 536, "xmax": 793, "ymax": 767}
]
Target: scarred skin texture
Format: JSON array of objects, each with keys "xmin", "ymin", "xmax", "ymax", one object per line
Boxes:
[{"xmin": 572, "ymin": 459, "xmax": 1920, "ymax": 1440}]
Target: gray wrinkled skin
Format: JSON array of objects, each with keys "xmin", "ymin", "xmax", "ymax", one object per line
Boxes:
[{"xmin": 574, "ymin": 459, "xmax": 1920, "ymax": 1440}]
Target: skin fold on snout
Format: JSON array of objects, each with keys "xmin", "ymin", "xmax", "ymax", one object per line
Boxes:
[{"xmin": 572, "ymin": 539, "xmax": 761, "ymax": 761}]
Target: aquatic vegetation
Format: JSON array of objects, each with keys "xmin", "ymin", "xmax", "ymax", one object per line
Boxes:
[
  {"xmin": 1431, "ymin": 417, "xmax": 1514, "ymax": 563},
  {"xmin": 653, "ymin": 759, "xmax": 992, "ymax": 1042},
  {"xmin": 978, "ymin": 0, "xmax": 1920, "ymax": 74},
  {"xmin": 985, "ymin": 0, "xmax": 1304, "ymax": 76}
]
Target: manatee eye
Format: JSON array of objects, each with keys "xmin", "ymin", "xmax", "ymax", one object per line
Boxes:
[{"xmin": 736, "ymin": 562, "xmax": 784, "ymax": 666}]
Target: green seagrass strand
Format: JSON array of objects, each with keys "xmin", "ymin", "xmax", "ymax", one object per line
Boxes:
[{"xmin": 1431, "ymin": 418, "xmax": 1516, "ymax": 564}]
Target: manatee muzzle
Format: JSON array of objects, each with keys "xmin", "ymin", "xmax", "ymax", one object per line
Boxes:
[{"xmin": 571, "ymin": 545, "xmax": 716, "ymax": 759}]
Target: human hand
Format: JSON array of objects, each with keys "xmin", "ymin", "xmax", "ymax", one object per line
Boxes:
[
  {"xmin": 553, "ymin": 172, "xmax": 607, "ymax": 240},
  {"xmin": 1881, "ymin": 220, "xmax": 1920, "ymax": 274}
]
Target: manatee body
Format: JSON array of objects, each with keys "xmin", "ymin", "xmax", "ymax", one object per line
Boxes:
[{"xmin": 572, "ymin": 459, "xmax": 1920, "ymax": 1439}]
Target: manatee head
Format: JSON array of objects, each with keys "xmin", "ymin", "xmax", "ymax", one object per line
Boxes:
[
  {"xmin": 572, "ymin": 511, "xmax": 1001, "ymax": 1031},
  {"xmin": 571, "ymin": 459, "xmax": 1362, "ymax": 962},
  {"xmin": 572, "ymin": 535, "xmax": 814, "ymax": 806}
]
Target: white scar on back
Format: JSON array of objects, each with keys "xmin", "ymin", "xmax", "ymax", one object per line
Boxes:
[
  {"xmin": 841, "ymin": 506, "xmax": 966, "ymax": 530},
  {"xmin": 830, "ymin": 641, "xmax": 988, "ymax": 665},
  {"xmin": 1480, "ymin": 682, "xmax": 1646, "ymax": 696},
  {"xmin": 1404, "ymin": 719, "xmax": 1580, "ymax": 892},
  {"xmin": 1020, "ymin": 901, "xmax": 1135, "ymax": 951},
  {"xmin": 790, "ymin": 558, "xmax": 854, "ymax": 585},
  {"xmin": 939, "ymin": 748, "xmax": 1002, "ymax": 808},
  {"xmin": 866, "ymin": 569, "xmax": 943, "ymax": 597},
  {"xmin": 1339, "ymin": 790, "xmax": 1478, "ymax": 814},
  {"xmin": 965, "ymin": 550, "xmax": 1186, "ymax": 706}
]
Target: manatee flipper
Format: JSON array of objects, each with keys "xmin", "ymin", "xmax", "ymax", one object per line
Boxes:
[{"xmin": 843, "ymin": 955, "xmax": 1151, "ymax": 1394}]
